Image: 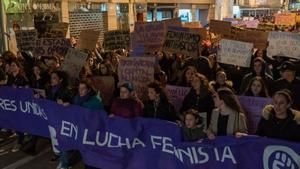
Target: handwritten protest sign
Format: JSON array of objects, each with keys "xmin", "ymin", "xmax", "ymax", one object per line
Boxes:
[
  {"xmin": 163, "ymin": 27, "xmax": 202, "ymax": 57},
  {"xmin": 77, "ymin": 29, "xmax": 100, "ymax": 50},
  {"xmin": 118, "ymin": 57, "xmax": 155, "ymax": 99},
  {"xmin": 133, "ymin": 18, "xmax": 181, "ymax": 52},
  {"xmin": 61, "ymin": 48, "xmax": 88, "ymax": 78},
  {"xmin": 104, "ymin": 30, "xmax": 130, "ymax": 50},
  {"xmin": 15, "ymin": 30, "xmax": 37, "ymax": 51},
  {"xmin": 218, "ymin": 39, "xmax": 253, "ymax": 67},
  {"xmin": 267, "ymin": 31, "xmax": 300, "ymax": 59},
  {"xmin": 275, "ymin": 13, "xmax": 296, "ymax": 26},
  {"xmin": 35, "ymin": 38, "xmax": 70, "ymax": 57},
  {"xmin": 238, "ymin": 96, "xmax": 272, "ymax": 134},
  {"xmin": 165, "ymin": 85, "xmax": 190, "ymax": 113},
  {"xmin": 209, "ymin": 20, "xmax": 231, "ymax": 35},
  {"xmin": 236, "ymin": 30, "xmax": 268, "ymax": 49},
  {"xmin": 91, "ymin": 76, "xmax": 115, "ymax": 106}
]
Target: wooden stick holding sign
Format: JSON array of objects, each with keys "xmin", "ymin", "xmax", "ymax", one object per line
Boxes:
[{"xmin": 218, "ymin": 39, "xmax": 253, "ymax": 67}]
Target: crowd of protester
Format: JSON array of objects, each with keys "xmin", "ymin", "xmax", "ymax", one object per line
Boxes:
[{"xmin": 0, "ymin": 29, "xmax": 300, "ymax": 169}]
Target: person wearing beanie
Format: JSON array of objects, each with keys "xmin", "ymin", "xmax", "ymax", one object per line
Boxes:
[
  {"xmin": 256, "ymin": 90, "xmax": 300, "ymax": 142},
  {"xmin": 110, "ymin": 82, "xmax": 143, "ymax": 118},
  {"xmin": 272, "ymin": 61, "xmax": 300, "ymax": 110}
]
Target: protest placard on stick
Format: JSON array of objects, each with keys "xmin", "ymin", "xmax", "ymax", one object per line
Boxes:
[
  {"xmin": 61, "ymin": 48, "xmax": 88, "ymax": 78},
  {"xmin": 275, "ymin": 13, "xmax": 296, "ymax": 26},
  {"xmin": 15, "ymin": 30, "xmax": 37, "ymax": 51},
  {"xmin": 209, "ymin": 20, "xmax": 231, "ymax": 35},
  {"xmin": 77, "ymin": 30, "xmax": 100, "ymax": 50},
  {"xmin": 218, "ymin": 39, "xmax": 253, "ymax": 67},
  {"xmin": 118, "ymin": 57, "xmax": 155, "ymax": 99},
  {"xmin": 162, "ymin": 27, "xmax": 203, "ymax": 57},
  {"xmin": 267, "ymin": 31, "xmax": 300, "ymax": 59},
  {"xmin": 165, "ymin": 85, "xmax": 190, "ymax": 113},
  {"xmin": 104, "ymin": 30, "xmax": 130, "ymax": 50}
]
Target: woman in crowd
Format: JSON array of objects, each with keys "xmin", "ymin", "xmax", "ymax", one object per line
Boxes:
[
  {"xmin": 6, "ymin": 60, "xmax": 29, "ymax": 88},
  {"xmin": 242, "ymin": 76, "xmax": 269, "ymax": 97},
  {"xmin": 58, "ymin": 81, "xmax": 104, "ymax": 169},
  {"xmin": 256, "ymin": 90, "xmax": 300, "ymax": 142},
  {"xmin": 207, "ymin": 88, "xmax": 248, "ymax": 139},
  {"xmin": 177, "ymin": 66, "xmax": 197, "ymax": 87},
  {"xmin": 110, "ymin": 82, "xmax": 143, "ymax": 118},
  {"xmin": 30, "ymin": 64, "xmax": 49, "ymax": 90},
  {"xmin": 181, "ymin": 109, "xmax": 206, "ymax": 141},
  {"xmin": 240, "ymin": 57, "xmax": 273, "ymax": 94},
  {"xmin": 5, "ymin": 60, "xmax": 29, "ymax": 153},
  {"xmin": 210, "ymin": 69, "xmax": 234, "ymax": 92},
  {"xmin": 180, "ymin": 73, "xmax": 214, "ymax": 124},
  {"xmin": 143, "ymin": 82, "xmax": 178, "ymax": 122},
  {"xmin": 46, "ymin": 70, "xmax": 73, "ymax": 162}
]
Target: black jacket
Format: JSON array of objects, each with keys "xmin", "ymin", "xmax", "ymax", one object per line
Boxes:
[
  {"xmin": 143, "ymin": 101, "xmax": 179, "ymax": 122},
  {"xmin": 46, "ymin": 86, "xmax": 73, "ymax": 103},
  {"xmin": 180, "ymin": 89, "xmax": 214, "ymax": 125},
  {"xmin": 256, "ymin": 105, "xmax": 300, "ymax": 142},
  {"xmin": 6, "ymin": 73, "xmax": 29, "ymax": 87}
]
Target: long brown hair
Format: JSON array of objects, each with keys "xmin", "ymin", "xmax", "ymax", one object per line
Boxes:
[
  {"xmin": 243, "ymin": 76, "xmax": 269, "ymax": 97},
  {"xmin": 193, "ymin": 73, "xmax": 213, "ymax": 98},
  {"xmin": 218, "ymin": 88, "xmax": 245, "ymax": 114}
]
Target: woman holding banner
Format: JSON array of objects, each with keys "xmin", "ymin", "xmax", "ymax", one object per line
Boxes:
[
  {"xmin": 143, "ymin": 82, "xmax": 179, "ymax": 122},
  {"xmin": 180, "ymin": 73, "xmax": 214, "ymax": 125},
  {"xmin": 110, "ymin": 82, "xmax": 143, "ymax": 118},
  {"xmin": 206, "ymin": 88, "xmax": 248, "ymax": 140},
  {"xmin": 256, "ymin": 90, "xmax": 300, "ymax": 142}
]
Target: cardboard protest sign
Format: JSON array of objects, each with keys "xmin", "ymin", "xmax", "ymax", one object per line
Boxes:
[
  {"xmin": 209, "ymin": 20, "xmax": 231, "ymax": 35},
  {"xmin": 133, "ymin": 18, "xmax": 181, "ymax": 52},
  {"xmin": 162, "ymin": 27, "xmax": 203, "ymax": 57},
  {"xmin": 165, "ymin": 85, "xmax": 190, "ymax": 113},
  {"xmin": 91, "ymin": 76, "xmax": 115, "ymax": 106},
  {"xmin": 267, "ymin": 31, "xmax": 300, "ymax": 59},
  {"xmin": 61, "ymin": 48, "xmax": 88, "ymax": 78},
  {"xmin": 238, "ymin": 96, "xmax": 272, "ymax": 134},
  {"xmin": 77, "ymin": 29, "xmax": 100, "ymax": 50},
  {"xmin": 182, "ymin": 22, "xmax": 202, "ymax": 28},
  {"xmin": 15, "ymin": 30, "xmax": 37, "ymax": 51},
  {"xmin": 236, "ymin": 30, "xmax": 268, "ymax": 49},
  {"xmin": 104, "ymin": 30, "xmax": 130, "ymax": 50},
  {"xmin": 275, "ymin": 13, "xmax": 296, "ymax": 26},
  {"xmin": 49, "ymin": 22, "xmax": 69, "ymax": 37},
  {"xmin": 118, "ymin": 57, "xmax": 155, "ymax": 99},
  {"xmin": 35, "ymin": 38, "xmax": 70, "ymax": 57},
  {"xmin": 245, "ymin": 20, "xmax": 259, "ymax": 29},
  {"xmin": 218, "ymin": 39, "xmax": 253, "ymax": 67}
]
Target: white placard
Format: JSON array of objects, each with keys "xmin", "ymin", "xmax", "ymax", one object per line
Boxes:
[
  {"xmin": 267, "ymin": 31, "xmax": 300, "ymax": 59},
  {"xmin": 218, "ymin": 39, "xmax": 253, "ymax": 67}
]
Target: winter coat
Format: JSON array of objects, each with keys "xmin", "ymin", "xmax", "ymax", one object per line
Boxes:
[
  {"xmin": 256, "ymin": 105, "xmax": 300, "ymax": 142},
  {"xmin": 143, "ymin": 100, "xmax": 179, "ymax": 122}
]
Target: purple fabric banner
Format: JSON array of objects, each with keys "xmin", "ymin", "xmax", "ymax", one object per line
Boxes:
[{"xmin": 0, "ymin": 87, "xmax": 299, "ymax": 169}]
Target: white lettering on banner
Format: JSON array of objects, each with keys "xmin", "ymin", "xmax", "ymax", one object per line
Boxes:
[
  {"xmin": 19, "ymin": 101, "xmax": 48, "ymax": 120},
  {"xmin": 83, "ymin": 129, "xmax": 96, "ymax": 146},
  {"xmin": 0, "ymin": 98, "xmax": 17, "ymax": 111},
  {"xmin": 61, "ymin": 121, "xmax": 78, "ymax": 140},
  {"xmin": 82, "ymin": 130, "xmax": 146, "ymax": 149},
  {"xmin": 151, "ymin": 135, "xmax": 163, "ymax": 149}
]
